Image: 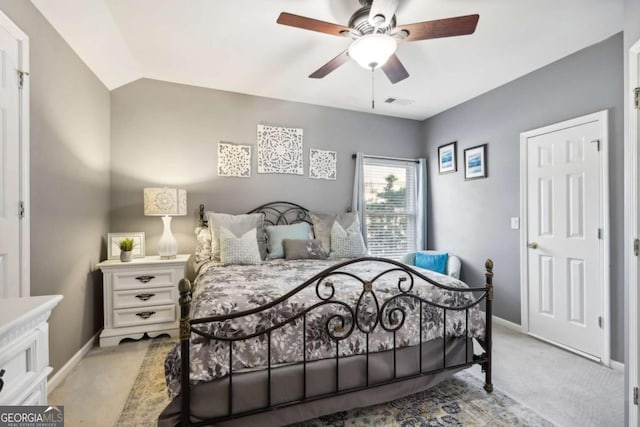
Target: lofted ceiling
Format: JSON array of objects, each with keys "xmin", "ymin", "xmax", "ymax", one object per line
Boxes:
[{"xmin": 31, "ymin": 0, "xmax": 623, "ymax": 120}]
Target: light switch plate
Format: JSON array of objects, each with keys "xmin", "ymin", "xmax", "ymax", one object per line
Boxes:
[{"xmin": 511, "ymin": 217, "xmax": 520, "ymax": 230}]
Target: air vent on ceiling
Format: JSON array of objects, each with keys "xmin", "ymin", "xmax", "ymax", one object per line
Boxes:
[{"xmin": 384, "ymin": 97, "xmax": 414, "ymax": 106}]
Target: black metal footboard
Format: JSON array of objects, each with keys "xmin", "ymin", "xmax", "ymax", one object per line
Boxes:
[{"xmin": 177, "ymin": 257, "xmax": 494, "ymax": 427}]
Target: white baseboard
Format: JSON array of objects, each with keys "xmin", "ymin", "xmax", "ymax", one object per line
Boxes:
[
  {"xmin": 611, "ymin": 360, "xmax": 624, "ymax": 372},
  {"xmin": 47, "ymin": 331, "xmax": 99, "ymax": 394},
  {"xmin": 492, "ymin": 316, "xmax": 522, "ymax": 332}
]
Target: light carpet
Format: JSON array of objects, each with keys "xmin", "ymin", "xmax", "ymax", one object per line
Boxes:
[{"xmin": 117, "ymin": 337, "xmax": 553, "ymax": 426}]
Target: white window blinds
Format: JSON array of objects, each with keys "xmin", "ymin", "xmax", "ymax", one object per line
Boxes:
[{"xmin": 363, "ymin": 157, "xmax": 418, "ymax": 259}]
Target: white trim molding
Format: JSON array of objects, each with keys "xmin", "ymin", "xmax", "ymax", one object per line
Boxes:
[
  {"xmin": 492, "ymin": 316, "xmax": 522, "ymax": 333},
  {"xmin": 610, "ymin": 360, "xmax": 624, "ymax": 373},
  {"xmin": 47, "ymin": 332, "xmax": 99, "ymax": 394},
  {"xmin": 519, "ymin": 110, "xmax": 611, "ymax": 367},
  {"xmin": 626, "ymin": 37, "xmax": 640, "ymax": 427}
]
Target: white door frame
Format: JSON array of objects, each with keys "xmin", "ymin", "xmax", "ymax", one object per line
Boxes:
[
  {"xmin": 0, "ymin": 10, "xmax": 30, "ymax": 297},
  {"xmin": 519, "ymin": 110, "xmax": 611, "ymax": 366},
  {"xmin": 626, "ymin": 37, "xmax": 640, "ymax": 427}
]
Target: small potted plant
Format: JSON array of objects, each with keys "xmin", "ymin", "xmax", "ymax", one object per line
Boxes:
[{"xmin": 119, "ymin": 238, "xmax": 135, "ymax": 262}]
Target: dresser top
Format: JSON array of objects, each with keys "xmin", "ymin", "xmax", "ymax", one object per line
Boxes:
[
  {"xmin": 0, "ymin": 295, "xmax": 63, "ymax": 338},
  {"xmin": 97, "ymin": 254, "xmax": 190, "ymax": 269}
]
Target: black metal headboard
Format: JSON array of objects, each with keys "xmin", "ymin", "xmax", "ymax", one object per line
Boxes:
[{"xmin": 199, "ymin": 201, "xmax": 313, "ymax": 227}]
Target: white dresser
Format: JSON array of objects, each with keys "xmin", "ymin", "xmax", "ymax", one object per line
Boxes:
[
  {"xmin": 0, "ymin": 295, "xmax": 62, "ymax": 405},
  {"xmin": 97, "ymin": 255, "xmax": 189, "ymax": 347}
]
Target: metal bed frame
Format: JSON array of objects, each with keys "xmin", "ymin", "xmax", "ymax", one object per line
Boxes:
[{"xmin": 174, "ymin": 202, "xmax": 493, "ymax": 426}]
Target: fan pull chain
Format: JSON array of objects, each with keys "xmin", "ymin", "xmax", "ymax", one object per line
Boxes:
[{"xmin": 371, "ymin": 68, "xmax": 375, "ymax": 109}]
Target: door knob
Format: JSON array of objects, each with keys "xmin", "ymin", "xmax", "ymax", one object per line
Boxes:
[{"xmin": 528, "ymin": 242, "xmax": 538, "ymax": 249}]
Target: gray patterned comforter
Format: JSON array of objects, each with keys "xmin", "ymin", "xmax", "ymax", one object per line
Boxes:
[{"xmin": 165, "ymin": 258, "xmax": 486, "ymax": 398}]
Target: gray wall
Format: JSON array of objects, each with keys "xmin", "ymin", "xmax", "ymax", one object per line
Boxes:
[
  {"xmin": 0, "ymin": 2, "xmax": 111, "ymax": 372},
  {"xmin": 421, "ymin": 33, "xmax": 624, "ymax": 362},
  {"xmin": 110, "ymin": 79, "xmax": 422, "ymax": 273}
]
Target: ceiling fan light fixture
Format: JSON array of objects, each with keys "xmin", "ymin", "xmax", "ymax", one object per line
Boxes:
[{"xmin": 348, "ymin": 34, "xmax": 397, "ymax": 69}]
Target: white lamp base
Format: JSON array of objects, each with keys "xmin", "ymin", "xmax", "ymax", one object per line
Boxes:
[{"xmin": 158, "ymin": 215, "xmax": 177, "ymax": 259}]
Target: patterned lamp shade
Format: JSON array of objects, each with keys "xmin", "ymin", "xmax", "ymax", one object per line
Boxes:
[{"xmin": 143, "ymin": 187, "xmax": 187, "ymax": 216}]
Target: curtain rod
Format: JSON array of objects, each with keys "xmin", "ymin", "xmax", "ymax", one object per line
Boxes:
[{"xmin": 352, "ymin": 153, "xmax": 420, "ymax": 164}]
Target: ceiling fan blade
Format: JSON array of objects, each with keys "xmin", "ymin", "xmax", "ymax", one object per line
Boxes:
[
  {"xmin": 381, "ymin": 54, "xmax": 409, "ymax": 84},
  {"xmin": 309, "ymin": 50, "xmax": 351, "ymax": 79},
  {"xmin": 277, "ymin": 12, "xmax": 350, "ymax": 37},
  {"xmin": 396, "ymin": 14, "xmax": 479, "ymax": 42},
  {"xmin": 369, "ymin": 0, "xmax": 400, "ymax": 27}
]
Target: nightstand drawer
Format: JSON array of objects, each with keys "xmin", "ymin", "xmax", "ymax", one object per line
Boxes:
[
  {"xmin": 0, "ymin": 330, "xmax": 38, "ymax": 405},
  {"xmin": 112, "ymin": 304, "xmax": 176, "ymax": 328},
  {"xmin": 112, "ymin": 269, "xmax": 175, "ymax": 290},
  {"xmin": 113, "ymin": 287, "xmax": 175, "ymax": 309}
]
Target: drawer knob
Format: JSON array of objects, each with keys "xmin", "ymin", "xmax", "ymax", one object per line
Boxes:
[
  {"xmin": 135, "ymin": 293, "xmax": 156, "ymax": 301},
  {"xmin": 136, "ymin": 311, "xmax": 156, "ymax": 320},
  {"xmin": 135, "ymin": 275, "xmax": 156, "ymax": 283},
  {"xmin": 0, "ymin": 369, "xmax": 5, "ymax": 393}
]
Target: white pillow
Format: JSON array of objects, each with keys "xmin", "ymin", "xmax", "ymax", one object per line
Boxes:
[
  {"xmin": 219, "ymin": 226, "xmax": 262, "ymax": 265},
  {"xmin": 330, "ymin": 220, "xmax": 367, "ymax": 258},
  {"xmin": 207, "ymin": 212, "xmax": 265, "ymax": 261}
]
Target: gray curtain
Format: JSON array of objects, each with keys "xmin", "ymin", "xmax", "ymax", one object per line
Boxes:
[
  {"xmin": 351, "ymin": 152, "xmax": 367, "ymax": 246},
  {"xmin": 416, "ymin": 158, "xmax": 427, "ymax": 250}
]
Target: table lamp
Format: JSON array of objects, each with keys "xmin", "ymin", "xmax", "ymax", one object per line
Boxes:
[{"xmin": 143, "ymin": 187, "xmax": 187, "ymax": 259}]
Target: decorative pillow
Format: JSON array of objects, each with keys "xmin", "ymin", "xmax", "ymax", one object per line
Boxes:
[
  {"xmin": 336, "ymin": 211, "xmax": 359, "ymax": 229},
  {"xmin": 310, "ymin": 212, "xmax": 335, "ymax": 254},
  {"xmin": 283, "ymin": 239, "xmax": 328, "ymax": 260},
  {"xmin": 415, "ymin": 252, "xmax": 448, "ymax": 275},
  {"xmin": 219, "ymin": 226, "xmax": 261, "ymax": 265},
  {"xmin": 194, "ymin": 226, "xmax": 212, "ymax": 262},
  {"xmin": 330, "ymin": 220, "xmax": 367, "ymax": 258},
  {"xmin": 265, "ymin": 222, "xmax": 312, "ymax": 259},
  {"xmin": 207, "ymin": 212, "xmax": 266, "ymax": 260}
]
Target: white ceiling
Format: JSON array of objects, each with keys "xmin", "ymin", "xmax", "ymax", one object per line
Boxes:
[{"xmin": 31, "ymin": 0, "xmax": 623, "ymax": 120}]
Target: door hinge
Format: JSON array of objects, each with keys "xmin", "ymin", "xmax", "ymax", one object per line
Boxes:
[
  {"xmin": 635, "ymin": 238, "xmax": 640, "ymax": 256},
  {"xmin": 597, "ymin": 228, "xmax": 602, "ymax": 239},
  {"xmin": 591, "ymin": 139, "xmax": 601, "ymax": 151},
  {"xmin": 17, "ymin": 70, "xmax": 29, "ymax": 90},
  {"xmin": 634, "ymin": 386, "xmax": 639, "ymax": 405},
  {"xmin": 635, "ymin": 87, "xmax": 640, "ymax": 109},
  {"xmin": 598, "ymin": 316, "xmax": 603, "ymax": 328},
  {"xmin": 18, "ymin": 201, "xmax": 24, "ymax": 219}
]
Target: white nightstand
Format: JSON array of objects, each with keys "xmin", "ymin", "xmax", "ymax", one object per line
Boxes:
[{"xmin": 97, "ymin": 254, "xmax": 189, "ymax": 347}]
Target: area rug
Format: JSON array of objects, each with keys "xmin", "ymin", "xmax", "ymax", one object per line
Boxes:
[
  {"xmin": 117, "ymin": 337, "xmax": 553, "ymax": 426},
  {"xmin": 116, "ymin": 338, "xmax": 175, "ymax": 427}
]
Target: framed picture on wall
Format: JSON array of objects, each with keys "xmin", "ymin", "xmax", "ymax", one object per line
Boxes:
[
  {"xmin": 107, "ymin": 232, "xmax": 146, "ymax": 260},
  {"xmin": 438, "ymin": 141, "xmax": 457, "ymax": 174},
  {"xmin": 464, "ymin": 144, "xmax": 488, "ymax": 180}
]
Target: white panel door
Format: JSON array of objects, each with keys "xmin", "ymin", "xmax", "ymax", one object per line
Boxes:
[
  {"xmin": 0, "ymin": 25, "xmax": 20, "ymax": 298},
  {"xmin": 526, "ymin": 120, "xmax": 603, "ymax": 358}
]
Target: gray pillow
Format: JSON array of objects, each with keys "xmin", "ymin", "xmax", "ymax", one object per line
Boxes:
[
  {"xmin": 207, "ymin": 211, "xmax": 267, "ymax": 260},
  {"xmin": 283, "ymin": 239, "xmax": 328, "ymax": 260},
  {"xmin": 310, "ymin": 212, "xmax": 335, "ymax": 254},
  {"xmin": 330, "ymin": 219, "xmax": 367, "ymax": 258},
  {"xmin": 219, "ymin": 226, "xmax": 261, "ymax": 265},
  {"xmin": 265, "ymin": 222, "xmax": 312, "ymax": 259}
]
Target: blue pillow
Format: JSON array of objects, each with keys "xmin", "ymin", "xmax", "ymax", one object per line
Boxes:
[
  {"xmin": 265, "ymin": 222, "xmax": 311, "ymax": 259},
  {"xmin": 415, "ymin": 252, "xmax": 448, "ymax": 275}
]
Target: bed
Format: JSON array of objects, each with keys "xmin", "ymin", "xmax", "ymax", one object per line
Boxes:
[{"xmin": 158, "ymin": 202, "xmax": 494, "ymax": 426}]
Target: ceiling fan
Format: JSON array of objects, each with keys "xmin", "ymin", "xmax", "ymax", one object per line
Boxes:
[{"xmin": 277, "ymin": 0, "xmax": 479, "ymax": 84}]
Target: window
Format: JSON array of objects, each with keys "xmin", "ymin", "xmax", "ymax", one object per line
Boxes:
[{"xmin": 362, "ymin": 157, "xmax": 419, "ymax": 259}]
